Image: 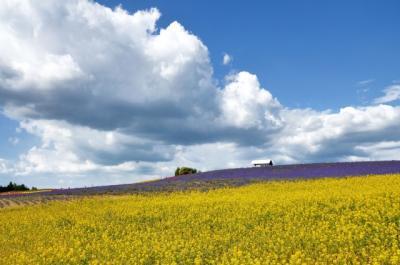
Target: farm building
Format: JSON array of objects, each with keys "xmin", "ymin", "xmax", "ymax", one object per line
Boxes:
[{"xmin": 251, "ymin": 160, "xmax": 273, "ymax": 167}]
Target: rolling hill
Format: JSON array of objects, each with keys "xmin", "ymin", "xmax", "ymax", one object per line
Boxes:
[{"xmin": 2, "ymin": 160, "xmax": 400, "ymax": 198}]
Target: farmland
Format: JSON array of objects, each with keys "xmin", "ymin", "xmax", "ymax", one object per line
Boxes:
[
  {"xmin": 1, "ymin": 173, "xmax": 400, "ymax": 264},
  {"xmin": 2, "ymin": 161, "xmax": 400, "ymax": 199}
]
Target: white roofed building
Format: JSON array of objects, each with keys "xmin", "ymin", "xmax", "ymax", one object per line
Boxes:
[{"xmin": 251, "ymin": 159, "xmax": 273, "ymax": 167}]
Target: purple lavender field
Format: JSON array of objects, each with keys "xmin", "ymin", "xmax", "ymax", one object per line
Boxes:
[
  {"xmin": 169, "ymin": 160, "xmax": 400, "ymax": 181},
  {"xmin": 3, "ymin": 160, "xmax": 400, "ymax": 199}
]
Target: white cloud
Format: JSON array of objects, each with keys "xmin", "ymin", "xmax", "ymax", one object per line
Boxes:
[
  {"xmin": 8, "ymin": 137, "xmax": 19, "ymax": 145},
  {"xmin": 272, "ymin": 104, "xmax": 400, "ymax": 162},
  {"xmin": 222, "ymin": 53, "xmax": 232, "ymax": 65},
  {"xmin": 220, "ymin": 71, "xmax": 282, "ymax": 129},
  {"xmin": 0, "ymin": 159, "xmax": 12, "ymax": 174},
  {"xmin": 373, "ymin": 85, "xmax": 400, "ymax": 104},
  {"xmin": 353, "ymin": 141, "xmax": 400, "ymax": 159},
  {"xmin": 0, "ymin": 0, "xmax": 400, "ymax": 188},
  {"xmin": 17, "ymin": 119, "xmax": 175, "ymax": 167},
  {"xmin": 0, "ymin": 0, "xmax": 215, "ymax": 111},
  {"xmin": 357, "ymin": 79, "xmax": 375, "ymax": 86}
]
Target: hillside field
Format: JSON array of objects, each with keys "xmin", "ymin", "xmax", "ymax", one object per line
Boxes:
[{"xmin": 1, "ymin": 174, "xmax": 400, "ymax": 264}]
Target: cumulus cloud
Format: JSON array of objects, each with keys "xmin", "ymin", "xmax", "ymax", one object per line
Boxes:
[
  {"xmin": 274, "ymin": 105, "xmax": 400, "ymax": 162},
  {"xmin": 220, "ymin": 72, "xmax": 282, "ymax": 129},
  {"xmin": 18, "ymin": 119, "xmax": 175, "ymax": 165},
  {"xmin": 222, "ymin": 53, "xmax": 232, "ymax": 65},
  {"xmin": 0, "ymin": 0, "xmax": 399, "ymax": 187},
  {"xmin": 0, "ymin": 1, "xmax": 217, "ymax": 133},
  {"xmin": 373, "ymin": 85, "xmax": 400, "ymax": 104}
]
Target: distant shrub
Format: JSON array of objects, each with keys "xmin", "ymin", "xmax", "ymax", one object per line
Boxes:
[{"xmin": 175, "ymin": 167, "xmax": 197, "ymax": 176}]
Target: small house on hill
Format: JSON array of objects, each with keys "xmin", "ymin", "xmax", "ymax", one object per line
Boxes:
[{"xmin": 251, "ymin": 159, "xmax": 273, "ymax": 167}]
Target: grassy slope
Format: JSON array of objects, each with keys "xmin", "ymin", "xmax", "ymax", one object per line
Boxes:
[{"xmin": 0, "ymin": 174, "xmax": 400, "ymax": 264}]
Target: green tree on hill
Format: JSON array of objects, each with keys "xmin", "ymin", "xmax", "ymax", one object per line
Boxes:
[{"xmin": 175, "ymin": 167, "xmax": 197, "ymax": 176}]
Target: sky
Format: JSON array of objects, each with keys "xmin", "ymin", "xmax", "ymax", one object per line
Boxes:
[{"xmin": 0, "ymin": 0, "xmax": 399, "ymax": 188}]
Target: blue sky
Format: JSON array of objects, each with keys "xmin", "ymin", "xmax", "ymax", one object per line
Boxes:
[{"xmin": 0, "ymin": 0, "xmax": 399, "ymax": 187}]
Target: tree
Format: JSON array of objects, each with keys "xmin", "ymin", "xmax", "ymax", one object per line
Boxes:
[
  {"xmin": 0, "ymin": 182, "xmax": 30, "ymax": 193},
  {"xmin": 175, "ymin": 167, "xmax": 197, "ymax": 176}
]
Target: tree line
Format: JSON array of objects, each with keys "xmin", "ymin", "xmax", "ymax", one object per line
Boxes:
[{"xmin": 0, "ymin": 182, "xmax": 37, "ymax": 193}]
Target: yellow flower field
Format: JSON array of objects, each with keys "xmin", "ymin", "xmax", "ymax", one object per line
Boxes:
[{"xmin": 1, "ymin": 174, "xmax": 400, "ymax": 265}]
